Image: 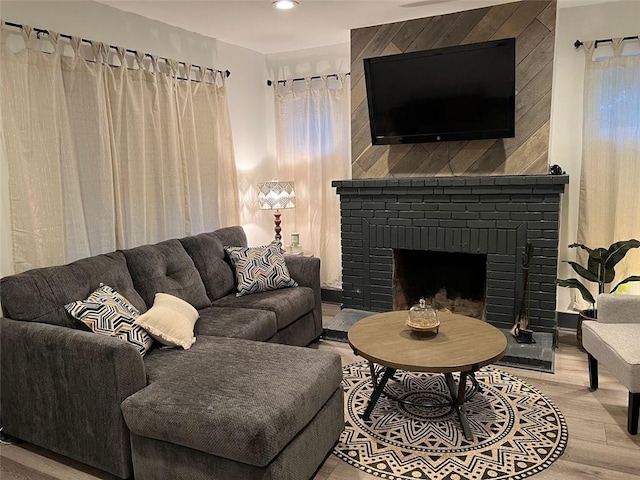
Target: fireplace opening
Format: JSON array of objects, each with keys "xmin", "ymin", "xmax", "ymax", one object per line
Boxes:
[{"xmin": 393, "ymin": 249, "xmax": 487, "ymax": 318}]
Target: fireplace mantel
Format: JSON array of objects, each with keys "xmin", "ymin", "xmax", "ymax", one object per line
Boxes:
[{"xmin": 333, "ymin": 175, "xmax": 569, "ymax": 335}]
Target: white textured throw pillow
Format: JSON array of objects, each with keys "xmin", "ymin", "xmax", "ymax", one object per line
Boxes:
[{"xmin": 135, "ymin": 293, "xmax": 199, "ymax": 349}]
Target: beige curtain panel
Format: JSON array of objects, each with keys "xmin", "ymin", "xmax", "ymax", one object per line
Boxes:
[
  {"xmin": 274, "ymin": 75, "xmax": 351, "ymax": 288},
  {"xmin": 577, "ymin": 36, "xmax": 640, "ymax": 301},
  {"xmin": 0, "ymin": 23, "xmax": 239, "ymax": 273}
]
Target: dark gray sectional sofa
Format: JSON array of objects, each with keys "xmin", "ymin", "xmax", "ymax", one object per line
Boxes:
[{"xmin": 0, "ymin": 226, "xmax": 344, "ymax": 479}]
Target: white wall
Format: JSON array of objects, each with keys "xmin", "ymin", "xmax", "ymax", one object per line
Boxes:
[
  {"xmin": 0, "ymin": 1, "xmax": 221, "ymax": 65},
  {"xmin": 266, "ymin": 43, "xmax": 350, "ymax": 80},
  {"xmin": 217, "ymin": 40, "xmax": 278, "ymax": 246},
  {"xmin": 219, "ymin": 41, "xmax": 351, "ymax": 246},
  {"xmin": 0, "ymin": 1, "xmax": 280, "ymax": 273},
  {"xmin": 549, "ymin": 0, "xmax": 640, "ymax": 311},
  {"xmin": 8, "ymin": 0, "xmax": 633, "ymax": 302},
  {"xmin": 0, "ymin": 2, "xmax": 353, "ymax": 262},
  {"xmin": 261, "ymin": 43, "xmax": 351, "ymax": 249}
]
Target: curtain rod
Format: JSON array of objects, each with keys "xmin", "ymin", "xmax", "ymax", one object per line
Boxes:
[
  {"xmin": 267, "ymin": 72, "xmax": 350, "ymax": 86},
  {"xmin": 3, "ymin": 20, "xmax": 231, "ymax": 78},
  {"xmin": 574, "ymin": 35, "xmax": 639, "ymax": 49}
]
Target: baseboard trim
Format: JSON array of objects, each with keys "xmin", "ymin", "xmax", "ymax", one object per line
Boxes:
[
  {"xmin": 321, "ymin": 288, "xmax": 342, "ymax": 304},
  {"xmin": 558, "ymin": 311, "xmax": 578, "ymax": 330}
]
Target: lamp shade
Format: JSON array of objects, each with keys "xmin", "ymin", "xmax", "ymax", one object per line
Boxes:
[{"xmin": 257, "ymin": 181, "xmax": 296, "ymax": 210}]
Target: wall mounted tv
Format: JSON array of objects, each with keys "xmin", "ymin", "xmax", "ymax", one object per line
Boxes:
[{"xmin": 363, "ymin": 38, "xmax": 516, "ymax": 145}]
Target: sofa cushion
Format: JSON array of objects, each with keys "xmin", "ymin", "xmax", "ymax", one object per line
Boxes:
[
  {"xmin": 582, "ymin": 321, "xmax": 640, "ymax": 392},
  {"xmin": 0, "ymin": 252, "xmax": 146, "ymax": 328},
  {"xmin": 194, "ymin": 307, "xmax": 277, "ymax": 342},
  {"xmin": 210, "ymin": 226, "xmax": 248, "ymax": 251},
  {"xmin": 65, "ymin": 284, "xmax": 153, "ymax": 356},
  {"xmin": 224, "ymin": 241, "xmax": 297, "ymax": 297},
  {"xmin": 179, "ymin": 233, "xmax": 235, "ymax": 302},
  {"xmin": 597, "ymin": 293, "xmax": 640, "ymax": 324},
  {"xmin": 122, "ymin": 336, "xmax": 343, "ymax": 467},
  {"xmin": 122, "ymin": 239, "xmax": 211, "ymax": 310},
  {"xmin": 135, "ymin": 293, "xmax": 199, "ymax": 349},
  {"xmin": 212, "ymin": 286, "xmax": 314, "ymax": 331}
]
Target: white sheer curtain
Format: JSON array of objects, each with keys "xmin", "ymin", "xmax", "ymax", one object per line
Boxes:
[
  {"xmin": 0, "ymin": 23, "xmax": 239, "ymax": 273},
  {"xmin": 274, "ymin": 75, "xmax": 351, "ymax": 288},
  {"xmin": 0, "ymin": 27, "xmax": 91, "ymax": 271},
  {"xmin": 578, "ymin": 37, "xmax": 640, "ymax": 297}
]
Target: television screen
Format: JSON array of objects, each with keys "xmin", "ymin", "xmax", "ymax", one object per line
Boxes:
[{"xmin": 364, "ymin": 38, "xmax": 516, "ymax": 145}]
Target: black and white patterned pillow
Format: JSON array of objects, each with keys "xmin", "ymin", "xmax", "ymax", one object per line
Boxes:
[
  {"xmin": 65, "ymin": 284, "xmax": 153, "ymax": 356},
  {"xmin": 224, "ymin": 241, "xmax": 298, "ymax": 297}
]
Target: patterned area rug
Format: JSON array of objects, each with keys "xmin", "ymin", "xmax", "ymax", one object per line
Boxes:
[{"xmin": 334, "ymin": 362, "xmax": 568, "ymax": 480}]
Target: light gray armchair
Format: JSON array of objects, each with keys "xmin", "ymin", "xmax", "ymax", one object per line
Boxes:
[{"xmin": 582, "ymin": 294, "xmax": 640, "ymax": 435}]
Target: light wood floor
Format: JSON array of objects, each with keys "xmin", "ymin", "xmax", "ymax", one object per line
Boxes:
[{"xmin": 2, "ymin": 303, "xmax": 638, "ymax": 480}]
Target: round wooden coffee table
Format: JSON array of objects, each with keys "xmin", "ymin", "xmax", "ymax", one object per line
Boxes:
[{"xmin": 348, "ymin": 310, "xmax": 507, "ymax": 441}]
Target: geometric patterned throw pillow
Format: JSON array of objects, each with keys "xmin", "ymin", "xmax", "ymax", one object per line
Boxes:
[
  {"xmin": 64, "ymin": 284, "xmax": 154, "ymax": 356},
  {"xmin": 224, "ymin": 241, "xmax": 298, "ymax": 297}
]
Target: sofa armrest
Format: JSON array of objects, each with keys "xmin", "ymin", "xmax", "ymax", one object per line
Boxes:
[
  {"xmin": 0, "ymin": 318, "xmax": 147, "ymax": 478},
  {"xmin": 597, "ymin": 294, "xmax": 640, "ymax": 324},
  {"xmin": 286, "ymin": 256, "xmax": 323, "ymax": 340}
]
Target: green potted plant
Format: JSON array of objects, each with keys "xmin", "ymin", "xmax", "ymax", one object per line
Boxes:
[{"xmin": 557, "ymin": 239, "xmax": 640, "ymax": 349}]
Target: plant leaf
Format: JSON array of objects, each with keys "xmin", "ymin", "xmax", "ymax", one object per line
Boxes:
[
  {"xmin": 566, "ymin": 261, "xmax": 600, "ymax": 283},
  {"xmin": 603, "ymin": 239, "xmax": 640, "ymax": 270},
  {"xmin": 556, "ymin": 278, "xmax": 596, "ymax": 304},
  {"xmin": 587, "ymin": 255, "xmax": 615, "ymax": 284},
  {"xmin": 611, "ymin": 275, "xmax": 640, "ymax": 293},
  {"xmin": 569, "ymin": 244, "xmax": 610, "ymax": 284},
  {"xmin": 569, "ymin": 243, "xmax": 594, "ymax": 254},
  {"xmin": 587, "ymin": 247, "xmax": 608, "ymax": 266}
]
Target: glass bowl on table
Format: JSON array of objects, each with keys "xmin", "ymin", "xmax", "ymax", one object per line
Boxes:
[{"xmin": 406, "ymin": 298, "xmax": 440, "ymax": 334}]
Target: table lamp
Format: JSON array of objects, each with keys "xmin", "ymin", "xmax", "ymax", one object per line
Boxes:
[{"xmin": 257, "ymin": 180, "xmax": 295, "ymax": 242}]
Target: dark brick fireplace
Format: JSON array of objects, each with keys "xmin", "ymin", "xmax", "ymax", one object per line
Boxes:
[{"xmin": 333, "ymin": 175, "xmax": 569, "ymax": 335}]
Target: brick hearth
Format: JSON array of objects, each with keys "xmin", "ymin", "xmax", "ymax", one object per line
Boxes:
[{"xmin": 333, "ymin": 175, "xmax": 569, "ymax": 335}]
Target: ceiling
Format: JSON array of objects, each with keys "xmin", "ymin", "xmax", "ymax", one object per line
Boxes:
[
  {"xmin": 98, "ymin": 0, "xmax": 510, "ymax": 54},
  {"xmin": 99, "ymin": 0, "xmax": 614, "ymax": 54}
]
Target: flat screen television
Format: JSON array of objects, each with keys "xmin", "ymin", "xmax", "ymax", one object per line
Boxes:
[{"xmin": 363, "ymin": 38, "xmax": 516, "ymax": 145}]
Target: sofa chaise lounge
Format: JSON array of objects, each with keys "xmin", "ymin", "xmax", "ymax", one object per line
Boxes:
[{"xmin": 0, "ymin": 226, "xmax": 344, "ymax": 479}]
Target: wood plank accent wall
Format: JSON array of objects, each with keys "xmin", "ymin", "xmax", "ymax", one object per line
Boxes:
[{"xmin": 350, "ymin": 0, "xmax": 556, "ymax": 179}]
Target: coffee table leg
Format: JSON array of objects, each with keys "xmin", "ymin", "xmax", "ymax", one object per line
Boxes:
[
  {"xmin": 362, "ymin": 364, "xmax": 396, "ymax": 421},
  {"xmin": 470, "ymin": 371, "xmax": 483, "ymax": 393},
  {"xmin": 444, "ymin": 372, "xmax": 473, "ymax": 441}
]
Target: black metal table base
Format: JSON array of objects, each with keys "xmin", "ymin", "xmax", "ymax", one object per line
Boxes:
[
  {"xmin": 361, "ymin": 363, "xmax": 480, "ymax": 441},
  {"xmin": 361, "ymin": 363, "xmax": 396, "ymax": 421},
  {"xmin": 444, "ymin": 371, "xmax": 473, "ymax": 441}
]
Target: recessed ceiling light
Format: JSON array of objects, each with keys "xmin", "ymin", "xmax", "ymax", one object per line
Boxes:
[{"xmin": 272, "ymin": 0, "xmax": 299, "ymax": 10}]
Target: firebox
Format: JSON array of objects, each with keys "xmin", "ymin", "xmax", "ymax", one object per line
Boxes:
[{"xmin": 393, "ymin": 249, "xmax": 487, "ymax": 318}]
